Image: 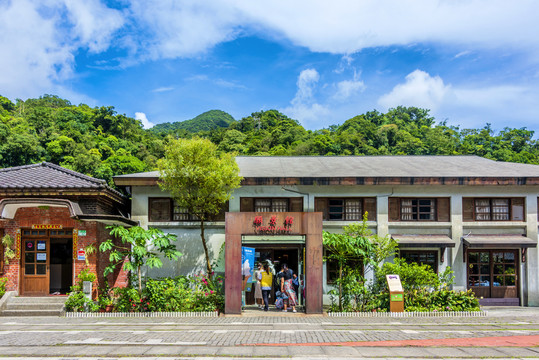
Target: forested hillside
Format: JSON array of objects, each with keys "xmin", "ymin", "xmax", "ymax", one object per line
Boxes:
[{"xmin": 1, "ymin": 94, "xmax": 538, "ymax": 186}]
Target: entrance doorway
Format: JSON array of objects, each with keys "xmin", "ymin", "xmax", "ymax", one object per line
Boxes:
[
  {"xmin": 21, "ymin": 229, "xmax": 73, "ymax": 296},
  {"xmin": 244, "ymin": 245, "xmax": 304, "ymax": 307},
  {"xmin": 467, "ymin": 249, "xmax": 519, "ymax": 304}
]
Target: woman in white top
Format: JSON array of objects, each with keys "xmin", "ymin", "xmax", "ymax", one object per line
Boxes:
[{"xmin": 254, "ymin": 262, "xmax": 263, "ymax": 309}]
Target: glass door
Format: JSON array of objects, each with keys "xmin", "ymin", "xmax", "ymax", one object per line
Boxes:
[{"xmin": 467, "ymin": 250, "xmax": 518, "ymax": 300}]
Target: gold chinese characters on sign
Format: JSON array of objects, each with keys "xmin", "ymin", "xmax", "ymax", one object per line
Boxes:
[{"xmin": 31, "ymin": 224, "xmax": 63, "ymax": 230}]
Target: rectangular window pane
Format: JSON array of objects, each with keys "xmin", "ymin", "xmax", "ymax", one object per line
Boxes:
[
  {"xmin": 149, "ymin": 198, "xmax": 171, "ymax": 222},
  {"xmin": 345, "ymin": 199, "xmax": 362, "ymax": 220},
  {"xmin": 36, "ymin": 264, "xmax": 47, "ymax": 275},
  {"xmin": 25, "ymin": 252, "xmax": 35, "ymax": 263},
  {"xmin": 272, "ymin": 199, "xmax": 288, "ymax": 212},
  {"xmin": 328, "ymin": 199, "xmax": 344, "ymax": 220},
  {"xmin": 173, "ymin": 202, "xmax": 196, "ymax": 221},
  {"xmin": 492, "ymin": 199, "xmax": 509, "ymax": 220},
  {"xmin": 254, "ymin": 199, "xmax": 271, "ymax": 212},
  {"xmin": 475, "ymin": 199, "xmax": 491, "ymax": 220},
  {"xmin": 25, "ymin": 264, "xmax": 35, "ymax": 275}
]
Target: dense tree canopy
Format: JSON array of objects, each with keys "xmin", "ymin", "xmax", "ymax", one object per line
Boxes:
[{"xmin": 1, "ymin": 94, "xmax": 538, "ymax": 187}]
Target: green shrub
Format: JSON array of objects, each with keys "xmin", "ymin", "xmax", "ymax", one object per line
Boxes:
[
  {"xmin": 65, "ymin": 291, "xmax": 98, "ymax": 312},
  {"xmin": 112, "ymin": 286, "xmax": 147, "ymax": 312},
  {"xmin": 0, "ymin": 277, "xmax": 7, "ymax": 299}
]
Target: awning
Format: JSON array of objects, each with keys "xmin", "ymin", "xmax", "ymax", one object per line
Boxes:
[
  {"xmin": 391, "ymin": 234, "xmax": 455, "ymax": 248},
  {"xmin": 0, "ymin": 198, "xmax": 82, "ymax": 219},
  {"xmin": 462, "ymin": 235, "xmax": 537, "ymax": 248}
]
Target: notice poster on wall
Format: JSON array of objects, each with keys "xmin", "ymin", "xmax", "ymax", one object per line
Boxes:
[{"xmin": 241, "ymin": 246, "xmax": 255, "ymax": 291}]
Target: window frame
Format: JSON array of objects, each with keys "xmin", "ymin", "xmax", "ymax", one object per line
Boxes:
[
  {"xmin": 324, "ymin": 198, "xmax": 365, "ymax": 221},
  {"xmin": 148, "ymin": 197, "xmax": 227, "ymax": 222},
  {"xmin": 474, "ymin": 198, "xmax": 510, "ymax": 221},
  {"xmin": 399, "ymin": 250, "xmax": 438, "ymax": 273},
  {"xmin": 400, "ymin": 198, "xmax": 437, "ymax": 221},
  {"xmin": 253, "ymin": 198, "xmax": 289, "ymax": 212}
]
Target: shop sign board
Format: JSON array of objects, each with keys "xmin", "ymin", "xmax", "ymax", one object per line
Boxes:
[
  {"xmin": 241, "ymin": 247, "xmax": 255, "ymax": 292},
  {"xmin": 78, "ymin": 230, "xmax": 86, "ymax": 236},
  {"xmin": 32, "ymin": 224, "xmax": 62, "ymax": 229},
  {"xmin": 77, "ymin": 249, "xmax": 86, "ymax": 261}
]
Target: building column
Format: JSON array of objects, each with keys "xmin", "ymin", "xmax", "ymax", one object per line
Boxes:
[
  {"xmin": 450, "ymin": 195, "xmax": 465, "ymax": 291},
  {"xmin": 526, "ymin": 195, "xmax": 538, "ymax": 306},
  {"xmin": 377, "ymin": 196, "xmax": 389, "ymax": 238}
]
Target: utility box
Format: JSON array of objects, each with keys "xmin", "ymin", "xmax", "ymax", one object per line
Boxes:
[{"xmin": 386, "ymin": 274, "xmax": 404, "ymax": 312}]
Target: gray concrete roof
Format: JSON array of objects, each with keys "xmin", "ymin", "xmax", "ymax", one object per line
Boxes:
[
  {"xmin": 114, "ymin": 155, "xmax": 539, "ymax": 179},
  {"xmin": 238, "ymin": 155, "xmax": 539, "ymax": 178}
]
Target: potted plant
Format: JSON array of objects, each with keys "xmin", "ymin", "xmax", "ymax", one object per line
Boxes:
[{"xmin": 98, "ymin": 293, "xmax": 114, "ymax": 312}]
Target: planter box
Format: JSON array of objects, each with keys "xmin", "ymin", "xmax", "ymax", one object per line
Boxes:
[
  {"xmin": 65, "ymin": 311, "xmax": 219, "ymax": 318},
  {"xmin": 328, "ymin": 310, "xmax": 487, "ymax": 317}
]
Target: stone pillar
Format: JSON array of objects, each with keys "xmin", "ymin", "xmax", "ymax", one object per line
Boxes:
[{"xmin": 224, "ymin": 213, "xmax": 242, "ymax": 314}]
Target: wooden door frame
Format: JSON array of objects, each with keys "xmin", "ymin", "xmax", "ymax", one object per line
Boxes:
[
  {"xmin": 20, "ymin": 236, "xmax": 50, "ymax": 296},
  {"xmin": 466, "ymin": 248, "xmax": 519, "ymax": 299}
]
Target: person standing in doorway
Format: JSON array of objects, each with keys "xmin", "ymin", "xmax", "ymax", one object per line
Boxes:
[
  {"xmin": 260, "ymin": 262, "xmax": 273, "ymax": 311},
  {"xmin": 254, "ymin": 262, "xmax": 263, "ymax": 309},
  {"xmin": 280, "ymin": 263, "xmax": 297, "ymax": 313}
]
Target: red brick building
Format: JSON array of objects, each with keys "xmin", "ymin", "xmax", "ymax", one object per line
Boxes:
[{"xmin": 0, "ymin": 163, "xmax": 135, "ymax": 297}]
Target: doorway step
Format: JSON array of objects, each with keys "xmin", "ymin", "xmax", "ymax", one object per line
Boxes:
[{"xmin": 1, "ymin": 296, "xmax": 67, "ymax": 316}]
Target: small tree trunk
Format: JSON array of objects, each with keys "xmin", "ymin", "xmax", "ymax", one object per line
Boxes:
[
  {"xmin": 138, "ymin": 266, "xmax": 142, "ymax": 295},
  {"xmin": 339, "ymin": 262, "xmax": 343, "ymax": 312},
  {"xmin": 200, "ymin": 220, "xmax": 213, "ymax": 279}
]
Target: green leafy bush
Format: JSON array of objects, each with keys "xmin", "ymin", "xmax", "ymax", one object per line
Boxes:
[
  {"xmin": 65, "ymin": 291, "xmax": 98, "ymax": 312},
  {"xmin": 112, "ymin": 286, "xmax": 147, "ymax": 312},
  {"xmin": 0, "ymin": 277, "xmax": 7, "ymax": 298}
]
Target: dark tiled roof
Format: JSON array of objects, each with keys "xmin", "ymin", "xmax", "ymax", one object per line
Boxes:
[{"xmin": 0, "ymin": 162, "xmax": 113, "ymax": 191}]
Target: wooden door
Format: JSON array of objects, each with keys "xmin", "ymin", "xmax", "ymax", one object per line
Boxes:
[
  {"xmin": 491, "ymin": 250, "xmax": 518, "ymax": 298},
  {"xmin": 22, "ymin": 238, "xmax": 50, "ymax": 295},
  {"xmin": 467, "ymin": 250, "xmax": 518, "ymax": 299}
]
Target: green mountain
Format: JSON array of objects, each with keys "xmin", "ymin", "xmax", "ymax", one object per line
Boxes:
[{"xmin": 151, "ymin": 110, "xmax": 235, "ymax": 135}]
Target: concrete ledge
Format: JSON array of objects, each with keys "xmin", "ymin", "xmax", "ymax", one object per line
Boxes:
[
  {"xmin": 0, "ymin": 291, "xmax": 17, "ymax": 312},
  {"xmin": 328, "ymin": 310, "xmax": 487, "ymax": 317},
  {"xmin": 65, "ymin": 311, "xmax": 219, "ymax": 317}
]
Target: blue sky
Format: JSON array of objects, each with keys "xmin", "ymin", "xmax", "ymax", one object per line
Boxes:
[{"xmin": 1, "ymin": 0, "xmax": 538, "ymax": 132}]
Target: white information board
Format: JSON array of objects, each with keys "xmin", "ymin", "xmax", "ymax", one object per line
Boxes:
[{"xmin": 386, "ymin": 274, "xmax": 403, "ymax": 292}]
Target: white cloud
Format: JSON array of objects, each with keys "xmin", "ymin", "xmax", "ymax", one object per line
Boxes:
[
  {"xmin": 152, "ymin": 86, "xmax": 175, "ymax": 93},
  {"xmin": 378, "ymin": 70, "xmax": 450, "ymax": 111},
  {"xmin": 135, "ymin": 112, "xmax": 155, "ymax": 129},
  {"xmin": 333, "ymin": 76, "xmax": 365, "ymax": 102},
  {"xmin": 378, "ymin": 69, "xmax": 539, "ymax": 130},
  {"xmin": 0, "ymin": 0, "xmax": 123, "ymax": 99},
  {"xmin": 282, "ymin": 69, "xmax": 330, "ymax": 126}
]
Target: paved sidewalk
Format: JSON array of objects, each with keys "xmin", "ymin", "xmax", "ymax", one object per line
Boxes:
[{"xmin": 0, "ymin": 307, "xmax": 538, "ymax": 358}]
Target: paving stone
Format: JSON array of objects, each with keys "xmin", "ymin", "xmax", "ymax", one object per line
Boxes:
[
  {"xmin": 142, "ymin": 345, "xmax": 188, "ymax": 356},
  {"xmin": 492, "ymin": 347, "xmax": 539, "ymax": 357},
  {"xmin": 321, "ymin": 345, "xmax": 361, "ymax": 356},
  {"xmin": 216, "ymin": 346, "xmax": 255, "ymax": 356},
  {"xmin": 252, "ymin": 345, "xmax": 290, "ymax": 357},
  {"xmin": 453, "ymin": 347, "xmax": 509, "ymax": 357}
]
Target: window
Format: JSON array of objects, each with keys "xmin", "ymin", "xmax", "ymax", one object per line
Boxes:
[
  {"xmin": 400, "ymin": 199, "xmax": 436, "ymax": 221},
  {"xmin": 326, "ymin": 258, "xmax": 363, "ymax": 284},
  {"xmin": 463, "ymin": 198, "xmax": 524, "ymax": 222},
  {"xmin": 400, "ymin": 250, "xmax": 438, "ymax": 273},
  {"xmin": 149, "ymin": 197, "xmax": 227, "ymax": 222},
  {"xmin": 315, "ymin": 198, "xmax": 375, "ymax": 221},
  {"xmin": 475, "ymin": 199, "xmax": 509, "ymax": 221},
  {"xmin": 254, "ymin": 198, "xmax": 289, "ymax": 212}
]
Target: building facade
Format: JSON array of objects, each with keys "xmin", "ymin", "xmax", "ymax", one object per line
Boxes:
[
  {"xmin": 115, "ymin": 155, "xmax": 539, "ymax": 312},
  {"xmin": 0, "ymin": 163, "xmax": 134, "ymax": 297}
]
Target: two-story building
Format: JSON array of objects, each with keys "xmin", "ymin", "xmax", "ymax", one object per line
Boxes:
[{"xmin": 115, "ymin": 155, "xmax": 539, "ymax": 314}]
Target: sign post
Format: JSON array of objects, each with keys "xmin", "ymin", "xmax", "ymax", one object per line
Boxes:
[{"xmin": 386, "ymin": 274, "xmax": 404, "ymax": 312}]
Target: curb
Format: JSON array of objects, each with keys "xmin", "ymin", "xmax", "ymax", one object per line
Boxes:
[
  {"xmin": 65, "ymin": 311, "xmax": 219, "ymax": 317},
  {"xmin": 328, "ymin": 310, "xmax": 487, "ymax": 317}
]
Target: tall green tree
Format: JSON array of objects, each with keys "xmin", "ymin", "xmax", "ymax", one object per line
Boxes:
[
  {"xmin": 99, "ymin": 226, "xmax": 182, "ymax": 294},
  {"xmin": 158, "ymin": 137, "xmax": 242, "ymax": 277}
]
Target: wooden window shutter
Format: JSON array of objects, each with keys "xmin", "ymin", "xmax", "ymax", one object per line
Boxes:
[
  {"xmin": 289, "ymin": 197, "xmax": 304, "ymax": 212},
  {"xmin": 437, "ymin": 198, "xmax": 450, "ymax": 222},
  {"xmin": 388, "ymin": 198, "xmax": 400, "ymax": 221},
  {"xmin": 314, "ymin": 198, "xmax": 328, "ymax": 220},
  {"xmin": 240, "ymin": 198, "xmax": 254, "ymax": 212},
  {"xmin": 364, "ymin": 198, "xmax": 377, "ymax": 221},
  {"xmin": 462, "ymin": 198, "xmax": 474, "ymax": 221},
  {"xmin": 511, "ymin": 198, "xmax": 525, "ymax": 221}
]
